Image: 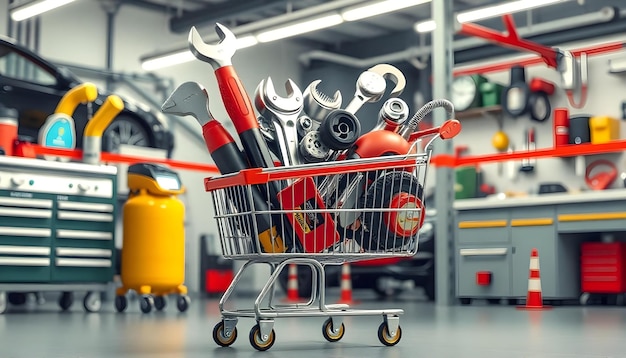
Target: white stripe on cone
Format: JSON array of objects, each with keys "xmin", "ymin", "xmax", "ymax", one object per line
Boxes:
[
  {"xmin": 528, "ymin": 277, "xmax": 542, "ymax": 292},
  {"xmin": 529, "ymin": 257, "xmax": 540, "ymax": 270},
  {"xmin": 341, "ymin": 264, "xmax": 352, "ymax": 290},
  {"xmin": 287, "ymin": 264, "xmax": 298, "ymax": 290}
]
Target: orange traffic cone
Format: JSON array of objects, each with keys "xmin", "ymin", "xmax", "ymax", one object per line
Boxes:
[
  {"xmin": 337, "ymin": 263, "xmax": 359, "ymax": 305},
  {"xmin": 517, "ymin": 248, "xmax": 552, "ymax": 310},
  {"xmin": 283, "ymin": 264, "xmax": 301, "ymax": 303}
]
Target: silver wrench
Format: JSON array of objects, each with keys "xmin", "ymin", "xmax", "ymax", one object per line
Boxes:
[
  {"xmin": 302, "ymin": 79, "xmax": 342, "ymax": 125},
  {"xmin": 344, "ymin": 63, "xmax": 407, "ymax": 114},
  {"xmin": 254, "ymin": 77, "xmax": 304, "ymax": 167}
]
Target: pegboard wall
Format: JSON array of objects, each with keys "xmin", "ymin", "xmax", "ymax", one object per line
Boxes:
[{"xmin": 451, "ymin": 33, "xmax": 626, "ymax": 196}]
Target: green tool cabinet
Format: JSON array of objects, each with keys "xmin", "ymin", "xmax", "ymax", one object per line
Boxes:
[{"xmin": 0, "ymin": 156, "xmax": 117, "ymax": 313}]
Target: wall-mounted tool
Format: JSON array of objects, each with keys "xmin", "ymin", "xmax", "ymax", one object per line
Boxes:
[
  {"xmin": 520, "ymin": 127, "xmax": 536, "ymax": 173},
  {"xmin": 344, "ymin": 63, "xmax": 406, "ymax": 114},
  {"xmin": 553, "ymin": 108, "xmax": 570, "ymax": 147},
  {"xmin": 528, "ymin": 78, "xmax": 555, "ymax": 122},
  {"xmin": 451, "ymin": 74, "xmax": 487, "ymax": 112},
  {"xmin": 585, "ymin": 160, "xmax": 617, "ymax": 190},
  {"xmin": 479, "ymin": 81, "xmax": 504, "ymax": 107},
  {"xmin": 560, "ymin": 51, "xmax": 588, "ymax": 109},
  {"xmin": 254, "ymin": 77, "xmax": 304, "ymax": 168},
  {"xmin": 188, "ymin": 24, "xmax": 277, "ymax": 176},
  {"xmin": 39, "ymin": 83, "xmax": 98, "ymax": 161},
  {"xmin": 82, "ymin": 95, "xmax": 124, "ymax": 164},
  {"xmin": 501, "ymin": 65, "xmax": 530, "ymax": 118},
  {"xmin": 589, "ymin": 116, "xmax": 620, "ymax": 144},
  {"xmin": 161, "ymin": 81, "xmax": 286, "ymax": 253},
  {"xmin": 569, "ymin": 115, "xmax": 591, "ymax": 145}
]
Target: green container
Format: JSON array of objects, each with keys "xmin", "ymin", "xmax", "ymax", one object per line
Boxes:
[
  {"xmin": 455, "ymin": 166, "xmax": 478, "ymax": 199},
  {"xmin": 480, "ymin": 82, "xmax": 504, "ymax": 107}
]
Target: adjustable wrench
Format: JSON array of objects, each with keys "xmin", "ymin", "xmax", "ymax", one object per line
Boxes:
[
  {"xmin": 344, "ymin": 63, "xmax": 406, "ymax": 114},
  {"xmin": 254, "ymin": 77, "xmax": 304, "ymax": 167},
  {"xmin": 188, "ymin": 24, "xmax": 276, "ymax": 174},
  {"xmin": 161, "ymin": 81, "xmax": 287, "ymax": 253}
]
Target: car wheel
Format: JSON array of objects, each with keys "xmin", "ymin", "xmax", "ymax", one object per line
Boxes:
[{"xmin": 103, "ymin": 115, "xmax": 151, "ymax": 151}]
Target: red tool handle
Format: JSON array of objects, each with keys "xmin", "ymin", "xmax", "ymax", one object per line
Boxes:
[
  {"xmin": 530, "ymin": 78, "xmax": 556, "ymax": 95},
  {"xmin": 215, "ymin": 65, "xmax": 259, "ymax": 134}
]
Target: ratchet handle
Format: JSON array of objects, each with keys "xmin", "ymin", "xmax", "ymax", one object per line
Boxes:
[
  {"xmin": 215, "ymin": 65, "xmax": 259, "ymax": 134},
  {"xmin": 202, "ymin": 120, "xmax": 245, "ymax": 172}
]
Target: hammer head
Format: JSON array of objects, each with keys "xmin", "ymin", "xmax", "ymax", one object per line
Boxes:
[
  {"xmin": 188, "ymin": 23, "xmax": 237, "ymax": 69},
  {"xmin": 161, "ymin": 81, "xmax": 213, "ymax": 126}
]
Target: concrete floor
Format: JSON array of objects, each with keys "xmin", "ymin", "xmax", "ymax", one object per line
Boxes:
[{"xmin": 2, "ymin": 289, "xmax": 626, "ymax": 358}]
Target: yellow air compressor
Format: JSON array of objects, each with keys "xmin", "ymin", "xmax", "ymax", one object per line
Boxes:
[{"xmin": 115, "ymin": 163, "xmax": 189, "ymax": 314}]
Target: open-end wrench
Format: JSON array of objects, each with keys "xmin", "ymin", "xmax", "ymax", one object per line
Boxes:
[
  {"xmin": 188, "ymin": 24, "xmax": 276, "ymax": 174},
  {"xmin": 254, "ymin": 77, "xmax": 304, "ymax": 167},
  {"xmin": 161, "ymin": 81, "xmax": 287, "ymax": 253},
  {"xmin": 302, "ymin": 79, "xmax": 342, "ymax": 127},
  {"xmin": 344, "ymin": 63, "xmax": 407, "ymax": 114}
]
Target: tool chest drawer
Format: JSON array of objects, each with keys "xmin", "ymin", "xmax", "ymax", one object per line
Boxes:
[
  {"xmin": 581, "ymin": 242, "xmax": 626, "ymax": 293},
  {"xmin": 456, "ymin": 210, "xmax": 509, "ymax": 245},
  {"xmin": 0, "ymin": 245, "xmax": 51, "ymax": 282},
  {"xmin": 557, "ymin": 202, "xmax": 626, "ymax": 232},
  {"xmin": 456, "ymin": 246, "xmax": 511, "ymax": 297}
]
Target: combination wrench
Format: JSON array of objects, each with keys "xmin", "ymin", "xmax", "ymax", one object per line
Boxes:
[
  {"xmin": 254, "ymin": 77, "xmax": 304, "ymax": 168},
  {"xmin": 344, "ymin": 63, "xmax": 407, "ymax": 114}
]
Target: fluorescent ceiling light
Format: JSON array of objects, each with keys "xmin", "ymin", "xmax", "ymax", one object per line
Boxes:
[
  {"xmin": 257, "ymin": 14, "xmax": 344, "ymax": 43},
  {"xmin": 342, "ymin": 0, "xmax": 431, "ymax": 21},
  {"xmin": 415, "ymin": 0, "xmax": 570, "ymax": 33},
  {"xmin": 11, "ymin": 0, "xmax": 77, "ymax": 22}
]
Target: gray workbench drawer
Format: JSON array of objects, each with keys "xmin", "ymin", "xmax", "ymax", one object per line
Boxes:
[
  {"xmin": 456, "ymin": 246, "xmax": 511, "ymax": 297},
  {"xmin": 557, "ymin": 201, "xmax": 626, "ymax": 232},
  {"xmin": 456, "ymin": 210, "xmax": 509, "ymax": 245}
]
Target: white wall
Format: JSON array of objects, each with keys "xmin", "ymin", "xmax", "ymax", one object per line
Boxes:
[
  {"xmin": 452, "ymin": 33, "xmax": 626, "ymax": 196},
  {"xmin": 1, "ymin": 0, "xmax": 312, "ymax": 293}
]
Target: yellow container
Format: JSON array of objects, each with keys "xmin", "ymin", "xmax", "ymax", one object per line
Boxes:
[
  {"xmin": 116, "ymin": 163, "xmax": 189, "ymax": 313},
  {"xmin": 589, "ymin": 116, "xmax": 620, "ymax": 144}
]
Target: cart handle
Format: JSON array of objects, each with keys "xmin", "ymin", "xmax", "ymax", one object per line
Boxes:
[{"xmin": 409, "ymin": 119, "xmax": 461, "ymax": 143}]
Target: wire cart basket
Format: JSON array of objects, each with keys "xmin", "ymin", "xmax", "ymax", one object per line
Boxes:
[{"xmin": 204, "ymin": 119, "xmax": 460, "ymax": 351}]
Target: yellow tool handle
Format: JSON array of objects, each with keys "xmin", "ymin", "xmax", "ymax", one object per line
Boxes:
[
  {"xmin": 54, "ymin": 83, "xmax": 98, "ymax": 116},
  {"xmin": 84, "ymin": 95, "xmax": 124, "ymax": 137}
]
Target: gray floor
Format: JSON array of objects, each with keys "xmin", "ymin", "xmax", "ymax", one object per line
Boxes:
[{"xmin": 2, "ymin": 289, "xmax": 626, "ymax": 358}]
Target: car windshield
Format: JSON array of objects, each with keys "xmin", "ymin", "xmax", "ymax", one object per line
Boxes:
[{"xmin": 0, "ymin": 42, "xmax": 57, "ymax": 86}]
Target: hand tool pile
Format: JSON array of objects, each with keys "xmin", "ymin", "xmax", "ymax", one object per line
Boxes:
[{"xmin": 162, "ymin": 23, "xmax": 460, "ymax": 255}]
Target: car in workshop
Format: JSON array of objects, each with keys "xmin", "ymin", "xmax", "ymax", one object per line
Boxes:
[
  {"xmin": 0, "ymin": 35, "xmax": 174, "ymax": 156},
  {"xmin": 278, "ymin": 195, "xmax": 436, "ymax": 301}
]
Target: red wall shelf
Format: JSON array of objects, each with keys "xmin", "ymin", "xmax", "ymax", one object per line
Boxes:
[{"xmin": 431, "ymin": 140, "xmax": 626, "ymax": 168}]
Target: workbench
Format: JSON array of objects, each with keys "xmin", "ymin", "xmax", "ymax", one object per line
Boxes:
[
  {"xmin": 454, "ymin": 189, "xmax": 626, "ymax": 304},
  {"xmin": 0, "ymin": 156, "xmax": 117, "ymax": 313}
]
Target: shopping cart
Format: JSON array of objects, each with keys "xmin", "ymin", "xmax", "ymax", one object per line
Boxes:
[{"xmin": 204, "ymin": 119, "xmax": 460, "ymax": 351}]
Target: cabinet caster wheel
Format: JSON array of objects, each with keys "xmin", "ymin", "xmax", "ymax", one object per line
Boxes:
[
  {"xmin": 249, "ymin": 323, "xmax": 275, "ymax": 351},
  {"xmin": 0, "ymin": 292, "xmax": 6, "ymax": 314},
  {"xmin": 322, "ymin": 318, "xmax": 345, "ymax": 342},
  {"xmin": 115, "ymin": 295, "xmax": 128, "ymax": 313},
  {"xmin": 59, "ymin": 292, "xmax": 74, "ymax": 311},
  {"xmin": 213, "ymin": 321, "xmax": 238, "ymax": 347},
  {"xmin": 176, "ymin": 295, "xmax": 190, "ymax": 312},
  {"xmin": 154, "ymin": 296, "xmax": 167, "ymax": 311},
  {"xmin": 459, "ymin": 298, "xmax": 472, "ymax": 305},
  {"xmin": 377, "ymin": 322, "xmax": 402, "ymax": 346},
  {"xmin": 83, "ymin": 292, "xmax": 101, "ymax": 313},
  {"xmin": 140, "ymin": 296, "xmax": 153, "ymax": 314}
]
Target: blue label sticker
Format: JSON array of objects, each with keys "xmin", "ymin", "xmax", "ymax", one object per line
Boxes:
[{"xmin": 43, "ymin": 118, "xmax": 74, "ymax": 149}]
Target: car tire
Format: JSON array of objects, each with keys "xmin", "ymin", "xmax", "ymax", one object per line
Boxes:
[{"xmin": 103, "ymin": 115, "xmax": 152, "ymax": 152}]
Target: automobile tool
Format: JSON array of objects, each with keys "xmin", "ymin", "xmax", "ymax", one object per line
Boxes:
[
  {"xmin": 188, "ymin": 24, "xmax": 277, "ymax": 176},
  {"xmin": 585, "ymin": 160, "xmax": 617, "ymax": 190},
  {"xmin": 520, "ymin": 127, "xmax": 536, "ymax": 173},
  {"xmin": 528, "ymin": 78, "xmax": 555, "ymax": 122},
  {"xmin": 569, "ymin": 115, "xmax": 591, "ymax": 144},
  {"xmin": 299, "ymin": 131, "xmax": 330, "ymax": 163},
  {"xmin": 344, "ymin": 63, "xmax": 406, "ymax": 114},
  {"xmin": 553, "ymin": 108, "xmax": 570, "ymax": 147},
  {"xmin": 254, "ymin": 77, "xmax": 304, "ymax": 168},
  {"xmin": 374, "ymin": 98, "xmax": 409, "ymax": 132},
  {"xmin": 302, "ymin": 79, "xmax": 342, "ymax": 127},
  {"xmin": 501, "ymin": 65, "xmax": 530, "ymax": 118},
  {"xmin": 161, "ymin": 81, "xmax": 286, "ymax": 253},
  {"xmin": 318, "ymin": 109, "xmax": 361, "ymax": 152},
  {"xmin": 451, "ymin": 74, "xmax": 487, "ymax": 112},
  {"xmin": 0, "ymin": 104, "xmax": 18, "ymax": 156},
  {"xmin": 39, "ymin": 82, "xmax": 98, "ymax": 161},
  {"xmin": 82, "ymin": 95, "xmax": 124, "ymax": 164}
]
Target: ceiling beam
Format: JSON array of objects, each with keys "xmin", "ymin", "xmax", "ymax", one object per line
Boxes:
[{"xmin": 169, "ymin": 0, "xmax": 290, "ymax": 34}]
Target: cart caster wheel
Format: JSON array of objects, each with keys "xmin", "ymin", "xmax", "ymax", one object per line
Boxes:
[
  {"xmin": 249, "ymin": 324, "xmax": 276, "ymax": 351},
  {"xmin": 176, "ymin": 295, "xmax": 190, "ymax": 312},
  {"xmin": 140, "ymin": 296, "xmax": 154, "ymax": 314},
  {"xmin": 322, "ymin": 318, "xmax": 345, "ymax": 342},
  {"xmin": 154, "ymin": 296, "xmax": 167, "ymax": 311},
  {"xmin": 115, "ymin": 295, "xmax": 128, "ymax": 313},
  {"xmin": 580, "ymin": 292, "xmax": 591, "ymax": 306},
  {"xmin": 83, "ymin": 292, "xmax": 101, "ymax": 313},
  {"xmin": 213, "ymin": 321, "xmax": 238, "ymax": 347},
  {"xmin": 378, "ymin": 322, "xmax": 402, "ymax": 346},
  {"xmin": 59, "ymin": 292, "xmax": 74, "ymax": 312},
  {"xmin": 0, "ymin": 291, "xmax": 6, "ymax": 315}
]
